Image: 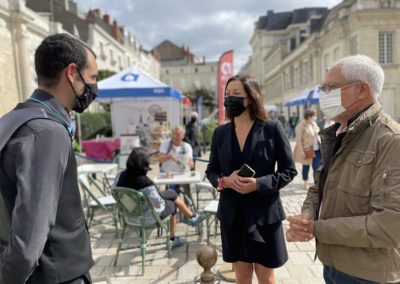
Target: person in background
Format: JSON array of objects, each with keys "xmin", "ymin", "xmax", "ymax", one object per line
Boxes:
[
  {"xmin": 116, "ymin": 147, "xmax": 205, "ymax": 249},
  {"xmin": 159, "ymin": 126, "xmax": 194, "ymax": 173},
  {"xmin": 277, "ymin": 110, "xmax": 287, "ymax": 130},
  {"xmin": 293, "ymin": 108, "xmax": 321, "ymax": 190},
  {"xmin": 206, "ymin": 75, "xmax": 297, "ymax": 284},
  {"xmin": 288, "ymin": 112, "xmax": 299, "ymax": 139},
  {"xmin": 0, "ymin": 34, "xmax": 97, "ymax": 283},
  {"xmin": 286, "ymin": 54, "xmax": 400, "ymax": 283},
  {"xmin": 184, "ymin": 112, "xmax": 201, "ymax": 166}
]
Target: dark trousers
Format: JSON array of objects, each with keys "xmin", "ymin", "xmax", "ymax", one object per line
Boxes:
[
  {"xmin": 302, "ymin": 149, "xmax": 321, "ymax": 181},
  {"xmin": 61, "ymin": 272, "xmax": 91, "ymax": 284},
  {"xmin": 323, "ymin": 266, "xmax": 380, "ymax": 284}
]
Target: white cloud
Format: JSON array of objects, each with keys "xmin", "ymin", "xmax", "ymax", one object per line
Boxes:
[{"xmin": 74, "ymin": 0, "xmax": 343, "ymax": 71}]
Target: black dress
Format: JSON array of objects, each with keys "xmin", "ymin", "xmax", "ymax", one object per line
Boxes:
[{"xmin": 220, "ymin": 123, "xmax": 288, "ymax": 268}]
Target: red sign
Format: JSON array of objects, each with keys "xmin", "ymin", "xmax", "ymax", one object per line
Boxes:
[{"xmin": 217, "ymin": 50, "xmax": 234, "ymax": 125}]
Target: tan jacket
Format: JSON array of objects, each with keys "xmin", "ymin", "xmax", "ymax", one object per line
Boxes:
[
  {"xmin": 293, "ymin": 120, "xmax": 320, "ymax": 165},
  {"xmin": 302, "ymin": 102, "xmax": 400, "ymax": 283}
]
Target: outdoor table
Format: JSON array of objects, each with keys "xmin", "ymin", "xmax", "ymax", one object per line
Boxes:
[
  {"xmin": 78, "ymin": 163, "xmax": 118, "ymax": 194},
  {"xmin": 154, "ymin": 171, "xmax": 201, "ymax": 230}
]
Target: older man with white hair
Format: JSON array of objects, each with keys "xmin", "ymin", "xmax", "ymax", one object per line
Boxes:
[{"xmin": 286, "ymin": 54, "xmax": 400, "ymax": 283}]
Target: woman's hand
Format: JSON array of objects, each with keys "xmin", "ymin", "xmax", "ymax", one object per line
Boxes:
[{"xmin": 224, "ymin": 171, "xmax": 257, "ymax": 194}]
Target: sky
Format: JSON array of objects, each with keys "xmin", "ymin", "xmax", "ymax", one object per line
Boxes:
[{"xmin": 75, "ymin": 0, "xmax": 342, "ymax": 72}]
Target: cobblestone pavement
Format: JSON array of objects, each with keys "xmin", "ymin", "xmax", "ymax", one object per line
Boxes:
[{"xmin": 88, "ymin": 146, "xmax": 324, "ymax": 283}]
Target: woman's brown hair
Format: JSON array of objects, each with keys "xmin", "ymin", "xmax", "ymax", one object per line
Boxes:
[{"xmin": 224, "ymin": 75, "xmax": 268, "ymax": 121}]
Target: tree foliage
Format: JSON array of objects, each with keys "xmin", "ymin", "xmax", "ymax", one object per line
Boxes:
[{"xmin": 184, "ymin": 87, "xmax": 215, "ymax": 113}]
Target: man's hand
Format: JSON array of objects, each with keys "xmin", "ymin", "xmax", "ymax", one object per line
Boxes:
[{"xmin": 286, "ymin": 213, "xmax": 315, "ymax": 242}]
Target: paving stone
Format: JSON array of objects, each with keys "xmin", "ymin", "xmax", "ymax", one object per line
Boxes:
[{"xmin": 88, "ymin": 148, "xmax": 325, "ymax": 283}]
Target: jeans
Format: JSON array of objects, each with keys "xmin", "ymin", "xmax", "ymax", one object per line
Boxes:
[
  {"xmin": 288, "ymin": 127, "xmax": 296, "ymax": 139},
  {"xmin": 302, "ymin": 149, "xmax": 321, "ymax": 181},
  {"xmin": 323, "ymin": 266, "xmax": 379, "ymax": 284}
]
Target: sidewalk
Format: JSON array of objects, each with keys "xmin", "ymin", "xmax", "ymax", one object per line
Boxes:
[{"xmin": 89, "ymin": 148, "xmax": 324, "ymax": 284}]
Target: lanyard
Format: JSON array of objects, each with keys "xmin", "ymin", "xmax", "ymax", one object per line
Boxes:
[{"xmin": 28, "ymin": 98, "xmax": 74, "ymax": 139}]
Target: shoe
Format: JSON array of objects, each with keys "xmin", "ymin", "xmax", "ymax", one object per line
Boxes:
[
  {"xmin": 171, "ymin": 236, "xmax": 185, "ymax": 249},
  {"xmin": 187, "ymin": 213, "xmax": 206, "ymax": 226}
]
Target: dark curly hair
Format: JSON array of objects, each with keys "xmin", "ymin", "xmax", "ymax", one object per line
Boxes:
[
  {"xmin": 34, "ymin": 33, "xmax": 96, "ymax": 87},
  {"xmin": 224, "ymin": 75, "xmax": 268, "ymax": 121},
  {"xmin": 126, "ymin": 147, "xmax": 152, "ymax": 173}
]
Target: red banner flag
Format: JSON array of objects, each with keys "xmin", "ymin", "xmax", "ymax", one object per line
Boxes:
[{"xmin": 217, "ymin": 50, "xmax": 234, "ymax": 125}]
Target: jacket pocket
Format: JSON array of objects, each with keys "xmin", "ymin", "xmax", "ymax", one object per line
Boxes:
[
  {"xmin": 337, "ymin": 150, "xmax": 374, "ymax": 215},
  {"xmin": 338, "ymin": 150, "xmax": 375, "ymax": 195}
]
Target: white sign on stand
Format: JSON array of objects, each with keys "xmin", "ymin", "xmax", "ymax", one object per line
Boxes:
[{"xmin": 120, "ymin": 135, "xmax": 140, "ymax": 154}]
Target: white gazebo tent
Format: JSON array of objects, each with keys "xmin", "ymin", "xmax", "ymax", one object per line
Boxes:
[{"xmin": 97, "ymin": 66, "xmax": 183, "ymax": 137}]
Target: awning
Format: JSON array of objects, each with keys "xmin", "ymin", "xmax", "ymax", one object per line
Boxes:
[{"xmin": 285, "ymin": 86, "xmax": 319, "ymax": 107}]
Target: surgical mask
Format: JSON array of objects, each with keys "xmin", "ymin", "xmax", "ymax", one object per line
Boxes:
[
  {"xmin": 319, "ymin": 88, "xmax": 346, "ymax": 119},
  {"xmin": 69, "ymin": 71, "xmax": 98, "ymax": 113},
  {"xmin": 312, "ymin": 116, "xmax": 317, "ymax": 123},
  {"xmin": 224, "ymin": 96, "xmax": 246, "ymax": 117}
]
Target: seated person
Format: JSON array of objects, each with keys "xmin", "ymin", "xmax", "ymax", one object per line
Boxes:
[
  {"xmin": 116, "ymin": 147, "xmax": 205, "ymax": 249},
  {"xmin": 158, "ymin": 126, "xmax": 194, "ymax": 173}
]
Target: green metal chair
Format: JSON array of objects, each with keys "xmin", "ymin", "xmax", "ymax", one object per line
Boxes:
[
  {"xmin": 111, "ymin": 186, "xmax": 172, "ymax": 274},
  {"xmin": 78, "ymin": 173, "xmax": 118, "ymax": 234}
]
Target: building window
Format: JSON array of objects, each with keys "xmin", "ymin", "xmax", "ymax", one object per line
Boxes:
[
  {"xmin": 110, "ymin": 50, "xmax": 116, "ymax": 66},
  {"xmin": 180, "ymin": 78, "xmax": 187, "ymax": 88},
  {"xmin": 349, "ymin": 36, "xmax": 358, "ymax": 55},
  {"xmin": 379, "ymin": 32, "xmax": 393, "ymax": 64},
  {"xmin": 333, "ymin": 47, "xmax": 340, "ymax": 62},
  {"xmin": 195, "ymin": 67, "xmax": 198, "ymax": 73},
  {"xmin": 165, "ymin": 69, "xmax": 169, "ymax": 74},
  {"xmin": 100, "ymin": 42, "xmax": 105, "ymax": 59},
  {"xmin": 127, "ymin": 57, "xmax": 131, "ymax": 67}
]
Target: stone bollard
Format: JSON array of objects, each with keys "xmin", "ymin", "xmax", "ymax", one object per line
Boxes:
[{"xmin": 194, "ymin": 246, "xmax": 221, "ymax": 284}]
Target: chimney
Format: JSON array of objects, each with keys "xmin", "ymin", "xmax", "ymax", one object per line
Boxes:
[
  {"xmin": 86, "ymin": 10, "xmax": 96, "ymax": 22},
  {"xmin": 103, "ymin": 14, "xmax": 110, "ymax": 24},
  {"xmin": 112, "ymin": 20, "xmax": 121, "ymax": 43},
  {"xmin": 93, "ymin": 8, "xmax": 101, "ymax": 18}
]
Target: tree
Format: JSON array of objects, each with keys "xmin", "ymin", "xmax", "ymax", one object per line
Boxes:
[{"xmin": 184, "ymin": 87, "xmax": 215, "ymax": 113}]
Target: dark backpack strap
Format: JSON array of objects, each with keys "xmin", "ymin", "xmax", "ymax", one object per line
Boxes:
[{"xmin": 0, "ymin": 107, "xmax": 49, "ymax": 243}]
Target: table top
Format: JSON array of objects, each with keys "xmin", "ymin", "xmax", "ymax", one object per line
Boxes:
[
  {"xmin": 77, "ymin": 163, "xmax": 118, "ymax": 174},
  {"xmin": 204, "ymin": 200, "xmax": 219, "ymax": 213},
  {"xmin": 153, "ymin": 171, "xmax": 201, "ymax": 185}
]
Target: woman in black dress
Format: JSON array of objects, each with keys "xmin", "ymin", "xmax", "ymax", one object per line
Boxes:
[{"xmin": 206, "ymin": 75, "xmax": 297, "ymax": 283}]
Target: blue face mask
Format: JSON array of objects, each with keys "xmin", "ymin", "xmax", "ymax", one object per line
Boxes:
[{"xmin": 312, "ymin": 116, "xmax": 317, "ymax": 123}]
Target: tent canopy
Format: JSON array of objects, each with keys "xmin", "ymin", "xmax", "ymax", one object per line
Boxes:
[
  {"xmin": 97, "ymin": 66, "xmax": 182, "ymax": 101},
  {"xmin": 285, "ymin": 86, "xmax": 319, "ymax": 107}
]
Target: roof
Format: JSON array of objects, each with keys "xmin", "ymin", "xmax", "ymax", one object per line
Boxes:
[{"xmin": 256, "ymin": 7, "xmax": 328, "ymax": 31}]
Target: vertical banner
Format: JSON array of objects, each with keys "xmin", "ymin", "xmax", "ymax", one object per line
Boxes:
[
  {"xmin": 217, "ymin": 50, "xmax": 234, "ymax": 125},
  {"xmin": 197, "ymin": 96, "xmax": 203, "ymax": 120}
]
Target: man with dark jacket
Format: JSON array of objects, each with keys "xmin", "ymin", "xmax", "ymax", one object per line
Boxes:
[
  {"xmin": 0, "ymin": 34, "xmax": 98, "ymax": 283},
  {"xmin": 184, "ymin": 111, "xmax": 201, "ymax": 159},
  {"xmin": 286, "ymin": 55, "xmax": 400, "ymax": 283}
]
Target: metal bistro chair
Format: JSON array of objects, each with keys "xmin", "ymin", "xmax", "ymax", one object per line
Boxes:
[
  {"xmin": 112, "ymin": 186, "xmax": 172, "ymax": 275},
  {"xmin": 193, "ymin": 158, "xmax": 218, "ymax": 209},
  {"xmin": 78, "ymin": 173, "xmax": 118, "ymax": 234}
]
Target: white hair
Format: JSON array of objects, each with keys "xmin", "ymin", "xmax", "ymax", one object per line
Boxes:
[{"xmin": 333, "ymin": 54, "xmax": 384, "ymax": 99}]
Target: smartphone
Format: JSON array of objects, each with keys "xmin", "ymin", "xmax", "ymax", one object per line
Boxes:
[{"xmin": 237, "ymin": 164, "xmax": 256, "ymax": 177}]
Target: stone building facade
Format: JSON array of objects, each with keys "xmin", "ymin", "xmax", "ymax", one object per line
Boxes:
[
  {"xmin": 0, "ymin": 0, "xmax": 160, "ymax": 116},
  {"xmin": 152, "ymin": 40, "xmax": 218, "ymax": 99},
  {"xmin": 243, "ymin": 0, "xmax": 400, "ymax": 119}
]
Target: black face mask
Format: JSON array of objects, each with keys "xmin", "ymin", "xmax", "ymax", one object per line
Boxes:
[
  {"xmin": 69, "ymin": 71, "xmax": 98, "ymax": 113},
  {"xmin": 224, "ymin": 96, "xmax": 246, "ymax": 117},
  {"xmin": 190, "ymin": 117, "xmax": 197, "ymax": 123}
]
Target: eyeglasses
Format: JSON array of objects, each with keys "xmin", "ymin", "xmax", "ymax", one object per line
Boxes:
[{"xmin": 318, "ymin": 81, "xmax": 361, "ymax": 93}]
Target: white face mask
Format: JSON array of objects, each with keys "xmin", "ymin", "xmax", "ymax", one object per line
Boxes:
[{"xmin": 319, "ymin": 88, "xmax": 346, "ymax": 119}]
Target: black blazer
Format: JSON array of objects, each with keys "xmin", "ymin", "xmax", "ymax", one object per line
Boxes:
[{"xmin": 206, "ymin": 120, "xmax": 297, "ymax": 228}]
